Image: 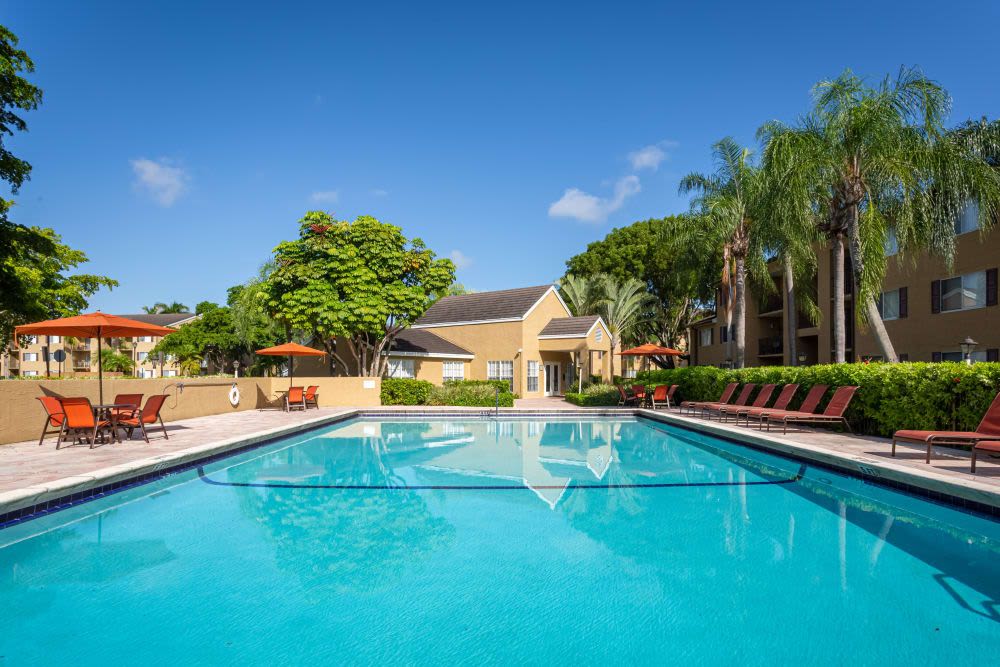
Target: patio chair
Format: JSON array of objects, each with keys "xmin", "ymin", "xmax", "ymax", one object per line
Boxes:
[
  {"xmin": 737, "ymin": 384, "xmax": 800, "ymax": 428},
  {"xmin": 768, "ymin": 386, "xmax": 858, "ymax": 434},
  {"xmin": 36, "ymin": 396, "xmax": 66, "ymax": 447},
  {"xmin": 57, "ymin": 397, "xmax": 111, "ymax": 449},
  {"xmin": 719, "ymin": 384, "xmax": 775, "ymax": 423},
  {"xmin": 118, "ymin": 395, "xmax": 169, "ymax": 443},
  {"xmin": 699, "ymin": 383, "xmax": 756, "ymax": 419},
  {"xmin": 304, "ymin": 385, "xmax": 320, "ymax": 409},
  {"xmin": 680, "ymin": 382, "xmax": 737, "ymax": 416},
  {"xmin": 971, "ymin": 440, "xmax": 1000, "ymax": 473},
  {"xmin": 286, "ymin": 386, "xmax": 307, "ymax": 411},
  {"xmin": 631, "ymin": 384, "xmax": 648, "ymax": 405},
  {"xmin": 892, "ymin": 391, "xmax": 1000, "ymax": 464},
  {"xmin": 111, "ymin": 393, "xmax": 144, "ymax": 420},
  {"xmin": 617, "ymin": 385, "xmax": 638, "ymax": 407},
  {"xmin": 649, "ymin": 384, "xmax": 677, "ymax": 410}
]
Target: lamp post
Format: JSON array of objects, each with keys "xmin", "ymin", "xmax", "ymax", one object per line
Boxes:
[
  {"xmin": 960, "ymin": 336, "xmax": 978, "ymax": 366},
  {"xmin": 132, "ymin": 340, "xmax": 139, "ymax": 377},
  {"xmin": 233, "ymin": 360, "xmax": 241, "ymax": 378}
]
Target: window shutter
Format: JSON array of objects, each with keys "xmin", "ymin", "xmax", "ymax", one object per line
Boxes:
[
  {"xmin": 898, "ymin": 287, "xmax": 908, "ymax": 318},
  {"xmin": 988, "ymin": 348, "xmax": 999, "ymax": 362},
  {"xmin": 986, "ymin": 268, "xmax": 998, "ymax": 306},
  {"xmin": 930, "ymin": 280, "xmax": 941, "ymax": 314},
  {"xmin": 710, "ymin": 327, "xmax": 714, "ymax": 345},
  {"xmin": 932, "ymin": 352, "xmax": 942, "ymax": 363},
  {"xmin": 719, "ymin": 326, "xmax": 727, "ymax": 343}
]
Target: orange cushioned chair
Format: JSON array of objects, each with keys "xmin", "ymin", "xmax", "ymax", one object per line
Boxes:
[
  {"xmin": 36, "ymin": 396, "xmax": 67, "ymax": 447},
  {"xmin": 286, "ymin": 386, "xmax": 307, "ymax": 412},
  {"xmin": 892, "ymin": 391, "xmax": 1000, "ymax": 464},
  {"xmin": 304, "ymin": 385, "xmax": 320, "ymax": 409},
  {"xmin": 58, "ymin": 397, "xmax": 111, "ymax": 449},
  {"xmin": 119, "ymin": 394, "xmax": 169, "ymax": 443}
]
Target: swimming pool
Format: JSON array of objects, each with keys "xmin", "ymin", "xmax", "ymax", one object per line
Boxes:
[{"xmin": 2, "ymin": 416, "xmax": 999, "ymax": 664}]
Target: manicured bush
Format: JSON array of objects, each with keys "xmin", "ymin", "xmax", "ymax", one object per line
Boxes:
[
  {"xmin": 427, "ymin": 380, "xmax": 515, "ymax": 407},
  {"xmin": 634, "ymin": 362, "xmax": 1000, "ymax": 437},
  {"xmin": 380, "ymin": 378, "xmax": 434, "ymax": 405},
  {"xmin": 564, "ymin": 383, "xmax": 620, "ymax": 407}
]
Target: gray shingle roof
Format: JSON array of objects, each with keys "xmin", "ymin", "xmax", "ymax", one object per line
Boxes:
[
  {"xmin": 389, "ymin": 329, "xmax": 473, "ymax": 356},
  {"xmin": 116, "ymin": 313, "xmax": 198, "ymax": 327},
  {"xmin": 414, "ymin": 285, "xmax": 555, "ymax": 326},
  {"xmin": 538, "ymin": 315, "xmax": 602, "ymax": 337}
]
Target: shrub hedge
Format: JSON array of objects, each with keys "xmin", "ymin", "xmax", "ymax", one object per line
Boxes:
[
  {"xmin": 564, "ymin": 383, "xmax": 620, "ymax": 407},
  {"xmin": 633, "ymin": 362, "xmax": 1000, "ymax": 437},
  {"xmin": 428, "ymin": 380, "xmax": 516, "ymax": 407},
  {"xmin": 380, "ymin": 378, "xmax": 434, "ymax": 405}
]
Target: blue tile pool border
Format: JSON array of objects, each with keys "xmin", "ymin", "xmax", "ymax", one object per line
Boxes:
[{"xmin": 1, "ymin": 408, "xmax": 998, "ymax": 531}]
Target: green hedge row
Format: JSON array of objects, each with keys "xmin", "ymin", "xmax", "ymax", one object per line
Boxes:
[
  {"xmin": 381, "ymin": 378, "xmax": 516, "ymax": 407},
  {"xmin": 632, "ymin": 363, "xmax": 1000, "ymax": 437},
  {"xmin": 564, "ymin": 383, "xmax": 620, "ymax": 407}
]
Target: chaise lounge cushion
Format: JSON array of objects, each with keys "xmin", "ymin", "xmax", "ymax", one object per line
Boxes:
[{"xmin": 892, "ymin": 430, "xmax": 987, "ymax": 443}]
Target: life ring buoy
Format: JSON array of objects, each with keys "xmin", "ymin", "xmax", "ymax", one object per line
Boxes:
[{"xmin": 229, "ymin": 384, "xmax": 241, "ymax": 407}]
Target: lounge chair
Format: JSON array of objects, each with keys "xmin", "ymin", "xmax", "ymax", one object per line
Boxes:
[
  {"xmin": 719, "ymin": 384, "xmax": 775, "ymax": 423},
  {"xmin": 286, "ymin": 386, "xmax": 307, "ymax": 411},
  {"xmin": 36, "ymin": 396, "xmax": 66, "ymax": 447},
  {"xmin": 971, "ymin": 440, "xmax": 1000, "ymax": 473},
  {"xmin": 892, "ymin": 391, "xmax": 1000, "ymax": 464},
  {"xmin": 649, "ymin": 384, "xmax": 677, "ymax": 409},
  {"xmin": 681, "ymin": 382, "xmax": 738, "ymax": 416},
  {"xmin": 737, "ymin": 384, "xmax": 800, "ymax": 428},
  {"xmin": 617, "ymin": 385, "xmax": 638, "ymax": 407},
  {"xmin": 119, "ymin": 395, "xmax": 169, "ymax": 442},
  {"xmin": 767, "ymin": 386, "xmax": 858, "ymax": 434},
  {"xmin": 304, "ymin": 385, "xmax": 320, "ymax": 409},
  {"xmin": 57, "ymin": 397, "xmax": 111, "ymax": 449},
  {"xmin": 111, "ymin": 393, "xmax": 143, "ymax": 420},
  {"xmin": 631, "ymin": 384, "xmax": 648, "ymax": 406},
  {"xmin": 699, "ymin": 383, "xmax": 756, "ymax": 419}
]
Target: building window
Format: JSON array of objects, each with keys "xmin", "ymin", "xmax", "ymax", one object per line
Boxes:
[
  {"xmin": 25, "ymin": 336, "xmax": 37, "ymax": 345},
  {"xmin": 49, "ymin": 335, "xmax": 61, "ymax": 344},
  {"xmin": 594, "ymin": 328, "xmax": 603, "ymax": 343},
  {"xmin": 386, "ymin": 358, "xmax": 415, "ymax": 378},
  {"xmin": 527, "ymin": 361, "xmax": 539, "ymax": 392},
  {"xmin": 138, "ymin": 352, "xmax": 149, "ymax": 362},
  {"xmin": 164, "ymin": 369, "xmax": 178, "ymax": 377},
  {"xmin": 940, "ymin": 271, "xmax": 986, "ymax": 312},
  {"xmin": 879, "ymin": 290, "xmax": 900, "ymax": 320},
  {"xmin": 939, "ymin": 350, "xmax": 987, "ymax": 363},
  {"xmin": 138, "ymin": 336, "xmax": 154, "ymax": 343},
  {"xmin": 22, "ymin": 352, "xmax": 38, "ymax": 362},
  {"xmin": 22, "ymin": 370, "xmax": 38, "ymax": 376},
  {"xmin": 140, "ymin": 369, "xmax": 155, "ymax": 378},
  {"xmin": 442, "ymin": 361, "xmax": 464, "ymax": 382},
  {"xmin": 884, "ymin": 228, "xmax": 899, "ymax": 256},
  {"xmin": 488, "ymin": 360, "xmax": 514, "ymax": 390},
  {"xmin": 955, "ymin": 201, "xmax": 980, "ymax": 235},
  {"xmin": 699, "ymin": 328, "xmax": 712, "ymax": 347}
]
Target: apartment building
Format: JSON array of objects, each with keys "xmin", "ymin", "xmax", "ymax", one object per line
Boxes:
[
  {"xmin": 690, "ymin": 208, "xmax": 1000, "ymax": 367},
  {"xmin": 2, "ymin": 312, "xmax": 199, "ymax": 379}
]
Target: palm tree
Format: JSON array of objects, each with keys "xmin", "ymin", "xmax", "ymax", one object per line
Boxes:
[
  {"xmin": 559, "ymin": 273, "xmax": 606, "ymax": 316},
  {"xmin": 142, "ymin": 301, "xmax": 190, "ymax": 314},
  {"xmin": 679, "ymin": 138, "xmax": 767, "ymax": 368},
  {"xmin": 761, "ymin": 68, "xmax": 1000, "ymax": 362},
  {"xmin": 598, "ymin": 277, "xmax": 652, "ymax": 379}
]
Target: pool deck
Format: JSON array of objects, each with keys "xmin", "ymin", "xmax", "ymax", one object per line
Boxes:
[{"xmin": 1, "ymin": 404, "xmax": 999, "ymax": 521}]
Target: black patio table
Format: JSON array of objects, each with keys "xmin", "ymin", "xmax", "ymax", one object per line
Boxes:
[{"xmin": 92, "ymin": 403, "xmax": 133, "ymax": 443}]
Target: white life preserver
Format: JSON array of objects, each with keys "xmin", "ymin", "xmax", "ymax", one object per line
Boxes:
[{"xmin": 229, "ymin": 384, "xmax": 241, "ymax": 407}]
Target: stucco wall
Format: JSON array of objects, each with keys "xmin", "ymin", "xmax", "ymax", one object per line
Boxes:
[
  {"xmin": 0, "ymin": 376, "xmax": 380, "ymax": 445},
  {"xmin": 420, "ymin": 321, "xmax": 525, "ymax": 388}
]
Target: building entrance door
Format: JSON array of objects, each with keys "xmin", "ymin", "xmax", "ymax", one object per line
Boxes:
[{"xmin": 544, "ymin": 363, "xmax": 560, "ymax": 396}]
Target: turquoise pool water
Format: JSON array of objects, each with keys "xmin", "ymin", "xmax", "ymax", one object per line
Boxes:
[{"xmin": 2, "ymin": 417, "xmax": 999, "ymax": 664}]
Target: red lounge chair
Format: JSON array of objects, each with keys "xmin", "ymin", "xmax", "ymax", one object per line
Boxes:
[
  {"xmin": 719, "ymin": 384, "xmax": 775, "ymax": 423},
  {"xmin": 617, "ymin": 385, "xmax": 638, "ymax": 407},
  {"xmin": 119, "ymin": 395, "xmax": 169, "ymax": 443},
  {"xmin": 286, "ymin": 386, "xmax": 307, "ymax": 411},
  {"xmin": 681, "ymin": 383, "xmax": 737, "ymax": 416},
  {"xmin": 58, "ymin": 397, "xmax": 111, "ymax": 449},
  {"xmin": 304, "ymin": 385, "xmax": 320, "ymax": 409},
  {"xmin": 36, "ymin": 396, "xmax": 66, "ymax": 447},
  {"xmin": 892, "ymin": 391, "xmax": 1000, "ymax": 464},
  {"xmin": 649, "ymin": 384, "xmax": 677, "ymax": 409},
  {"xmin": 768, "ymin": 386, "xmax": 858, "ymax": 434},
  {"xmin": 971, "ymin": 440, "xmax": 1000, "ymax": 473},
  {"xmin": 737, "ymin": 384, "xmax": 800, "ymax": 427},
  {"xmin": 699, "ymin": 383, "xmax": 756, "ymax": 419},
  {"xmin": 111, "ymin": 393, "xmax": 143, "ymax": 420}
]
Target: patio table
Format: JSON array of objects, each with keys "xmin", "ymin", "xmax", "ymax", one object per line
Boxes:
[{"xmin": 92, "ymin": 403, "xmax": 133, "ymax": 443}]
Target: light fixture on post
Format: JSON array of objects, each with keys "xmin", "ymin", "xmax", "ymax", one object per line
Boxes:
[
  {"xmin": 233, "ymin": 360, "xmax": 241, "ymax": 378},
  {"xmin": 132, "ymin": 340, "xmax": 139, "ymax": 377},
  {"xmin": 960, "ymin": 336, "xmax": 978, "ymax": 366},
  {"xmin": 797, "ymin": 352, "xmax": 807, "ymax": 365}
]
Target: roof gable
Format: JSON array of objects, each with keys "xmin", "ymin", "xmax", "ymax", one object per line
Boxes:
[
  {"xmin": 388, "ymin": 329, "xmax": 473, "ymax": 358},
  {"xmin": 413, "ymin": 285, "xmax": 558, "ymax": 328}
]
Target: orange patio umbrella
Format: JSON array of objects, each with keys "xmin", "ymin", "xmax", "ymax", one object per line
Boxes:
[
  {"xmin": 619, "ymin": 343, "xmax": 683, "ymax": 356},
  {"xmin": 14, "ymin": 312, "xmax": 177, "ymax": 404},
  {"xmin": 255, "ymin": 342, "xmax": 326, "ymax": 389}
]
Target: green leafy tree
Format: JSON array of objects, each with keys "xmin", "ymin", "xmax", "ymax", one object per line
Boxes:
[
  {"xmin": 0, "ymin": 27, "xmax": 115, "ymax": 351},
  {"xmin": 558, "ymin": 273, "xmax": 606, "ymax": 316},
  {"xmin": 760, "ymin": 68, "xmax": 1000, "ymax": 362},
  {"xmin": 598, "ymin": 276, "xmax": 654, "ymax": 379},
  {"xmin": 227, "ymin": 262, "xmax": 287, "ymax": 374},
  {"xmin": 99, "ymin": 348, "xmax": 135, "ymax": 373},
  {"xmin": 151, "ymin": 304, "xmax": 242, "ymax": 373},
  {"xmin": 263, "ymin": 213, "xmax": 455, "ymax": 376}
]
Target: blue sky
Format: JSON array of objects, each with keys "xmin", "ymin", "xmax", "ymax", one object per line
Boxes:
[{"xmin": 5, "ymin": 1, "xmax": 1000, "ymax": 312}]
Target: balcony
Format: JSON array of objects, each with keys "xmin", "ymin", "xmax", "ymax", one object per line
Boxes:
[
  {"xmin": 71, "ymin": 341, "xmax": 91, "ymax": 351},
  {"xmin": 758, "ymin": 335, "xmax": 783, "ymax": 357},
  {"xmin": 757, "ymin": 295, "xmax": 783, "ymax": 316}
]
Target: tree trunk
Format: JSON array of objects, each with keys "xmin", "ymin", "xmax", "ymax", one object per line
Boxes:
[
  {"xmin": 783, "ymin": 252, "xmax": 798, "ymax": 365},
  {"xmin": 610, "ymin": 338, "xmax": 617, "ymax": 380},
  {"xmin": 845, "ymin": 206, "xmax": 898, "ymax": 362},
  {"xmin": 733, "ymin": 255, "xmax": 746, "ymax": 368},
  {"xmin": 831, "ymin": 234, "xmax": 846, "ymax": 364}
]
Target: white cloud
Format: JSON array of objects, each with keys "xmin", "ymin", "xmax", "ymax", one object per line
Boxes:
[
  {"xmin": 370, "ymin": 188, "xmax": 389, "ymax": 197},
  {"xmin": 130, "ymin": 158, "xmax": 188, "ymax": 207},
  {"xmin": 548, "ymin": 175, "xmax": 641, "ymax": 224},
  {"xmin": 628, "ymin": 141, "xmax": 675, "ymax": 171},
  {"xmin": 309, "ymin": 190, "xmax": 339, "ymax": 204},
  {"xmin": 449, "ymin": 249, "xmax": 472, "ymax": 269}
]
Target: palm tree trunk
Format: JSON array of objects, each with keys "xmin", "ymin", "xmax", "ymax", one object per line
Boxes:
[
  {"xmin": 831, "ymin": 234, "xmax": 846, "ymax": 364},
  {"xmin": 610, "ymin": 338, "xmax": 617, "ymax": 380},
  {"xmin": 783, "ymin": 252, "xmax": 798, "ymax": 366},
  {"xmin": 733, "ymin": 256, "xmax": 747, "ymax": 368},
  {"xmin": 845, "ymin": 208, "xmax": 898, "ymax": 362}
]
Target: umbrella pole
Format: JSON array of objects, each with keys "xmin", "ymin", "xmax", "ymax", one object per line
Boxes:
[
  {"xmin": 289, "ymin": 353, "xmax": 293, "ymax": 390},
  {"xmin": 97, "ymin": 328, "xmax": 104, "ymax": 404}
]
